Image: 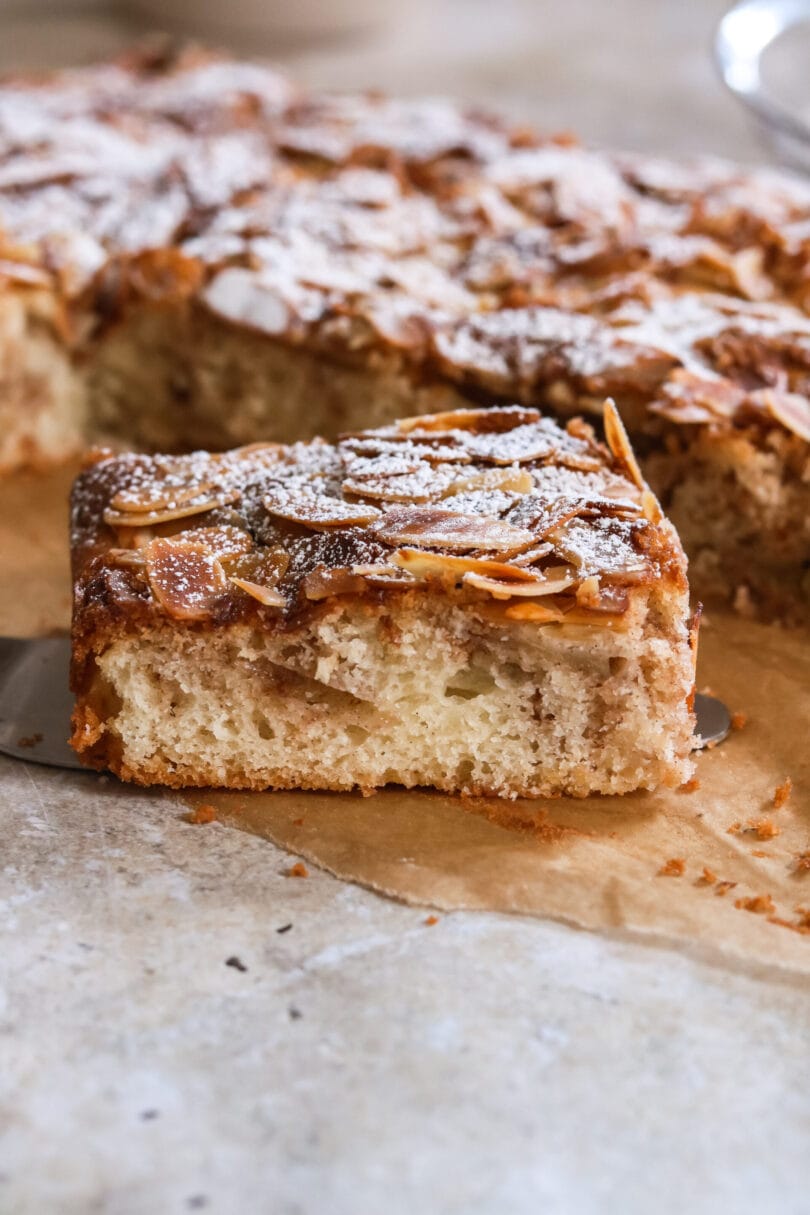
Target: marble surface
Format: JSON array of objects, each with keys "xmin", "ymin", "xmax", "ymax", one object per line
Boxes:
[{"xmin": 2, "ymin": 4, "xmax": 809, "ymax": 1213}]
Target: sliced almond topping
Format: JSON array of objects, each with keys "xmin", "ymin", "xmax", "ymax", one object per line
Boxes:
[
  {"xmin": 640, "ymin": 488, "xmax": 663, "ymax": 524},
  {"xmin": 503, "ymin": 602, "xmax": 566, "ymax": 624},
  {"xmin": 145, "ymin": 539, "xmax": 228, "ymax": 621},
  {"xmin": 343, "ymin": 465, "xmax": 460, "ymax": 503},
  {"xmin": 302, "ymin": 566, "xmax": 370, "ymax": 600},
  {"xmin": 222, "ymin": 547, "xmax": 290, "ymax": 584},
  {"xmin": 463, "ymin": 567, "xmax": 576, "ymax": 599},
  {"xmin": 602, "ymin": 398, "xmax": 645, "ymax": 490},
  {"xmin": 350, "ymin": 563, "xmax": 417, "ymax": 586},
  {"xmin": 110, "ymin": 482, "xmax": 221, "ymax": 514},
  {"xmin": 262, "ymin": 490, "xmax": 381, "ymax": 528},
  {"xmin": 440, "ymin": 467, "xmax": 533, "ymax": 498},
  {"xmin": 229, "ymin": 577, "xmax": 287, "ymax": 608},
  {"xmin": 575, "ymin": 575, "xmax": 601, "ymax": 608},
  {"xmin": 510, "ymin": 542, "xmax": 554, "ymax": 566},
  {"xmin": 506, "ymin": 493, "xmax": 588, "ymax": 536},
  {"xmin": 180, "ymin": 525, "xmax": 255, "ymax": 558},
  {"xmin": 758, "ymin": 389, "xmax": 810, "ymax": 443},
  {"xmin": 394, "ymin": 406, "xmax": 540, "ymax": 435},
  {"xmin": 374, "ymin": 506, "xmax": 535, "ymax": 554},
  {"xmin": 104, "ymin": 493, "xmax": 239, "ymax": 528},
  {"xmin": 392, "ymin": 548, "xmax": 550, "ymax": 582}
]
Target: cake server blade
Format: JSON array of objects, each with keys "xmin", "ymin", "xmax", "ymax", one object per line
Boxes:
[
  {"xmin": 0, "ymin": 636, "xmax": 86, "ymax": 771},
  {"xmin": 0, "ymin": 635, "xmax": 730, "ymax": 772}
]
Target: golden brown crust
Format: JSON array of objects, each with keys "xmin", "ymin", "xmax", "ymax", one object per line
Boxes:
[{"xmin": 69, "ymin": 403, "xmax": 687, "ymax": 694}]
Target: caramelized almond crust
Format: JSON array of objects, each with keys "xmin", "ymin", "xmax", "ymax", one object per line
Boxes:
[
  {"xmin": 4, "ymin": 44, "xmax": 808, "ymax": 616},
  {"xmin": 70, "ymin": 404, "xmax": 695, "ymax": 797}
]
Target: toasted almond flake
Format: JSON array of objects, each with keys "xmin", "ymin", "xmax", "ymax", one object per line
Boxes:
[
  {"xmin": 640, "ymin": 488, "xmax": 663, "ymax": 524},
  {"xmin": 575, "ymin": 575, "xmax": 601, "ymax": 608},
  {"xmin": 393, "ymin": 406, "xmax": 540, "ymax": 435},
  {"xmin": 503, "ymin": 602, "xmax": 566, "ymax": 623},
  {"xmin": 440, "ymin": 467, "xmax": 533, "ymax": 498},
  {"xmin": 350, "ymin": 563, "xmax": 417, "ymax": 586},
  {"xmin": 463, "ymin": 568, "xmax": 576, "ymax": 599},
  {"xmin": 104, "ymin": 493, "xmax": 239, "ymax": 527},
  {"xmin": 510, "ymin": 542, "xmax": 555, "ymax": 566},
  {"xmin": 343, "ymin": 465, "xmax": 461, "ymax": 503},
  {"xmin": 760, "ymin": 390, "xmax": 810, "ymax": 442},
  {"xmin": 180, "ymin": 525, "xmax": 255, "ymax": 557},
  {"xmin": 229, "ymin": 577, "xmax": 287, "ymax": 607},
  {"xmin": 106, "ymin": 548, "xmax": 146, "ymax": 568},
  {"xmin": 374, "ymin": 506, "xmax": 535, "ymax": 553},
  {"xmin": 146, "ymin": 539, "xmax": 228, "ymax": 621},
  {"xmin": 391, "ymin": 548, "xmax": 547, "ymax": 582},
  {"xmin": 110, "ymin": 482, "xmax": 221, "ymax": 513},
  {"xmin": 302, "ymin": 566, "xmax": 369, "ymax": 600},
  {"xmin": 602, "ymin": 398, "xmax": 645, "ymax": 490},
  {"xmin": 262, "ymin": 491, "xmax": 381, "ymax": 528}
]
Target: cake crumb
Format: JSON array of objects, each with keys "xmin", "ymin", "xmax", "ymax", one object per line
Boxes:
[
  {"xmin": 748, "ymin": 818, "xmax": 780, "ymax": 840},
  {"xmin": 678, "ymin": 778, "xmax": 700, "ymax": 794},
  {"xmin": 730, "ymin": 712, "xmax": 747, "ymax": 731},
  {"xmin": 286, "ymin": 861, "xmax": 309, "ymax": 878},
  {"xmin": 793, "ymin": 851, "xmax": 810, "ymax": 873},
  {"xmin": 225, "ymin": 955, "xmax": 247, "ymax": 972},
  {"xmin": 697, "ymin": 866, "xmax": 718, "ymax": 886},
  {"xmin": 658, "ymin": 857, "xmax": 685, "ymax": 877},
  {"xmin": 424, "ymin": 915, "xmax": 440, "ymax": 926},
  {"xmin": 185, "ymin": 803, "xmax": 217, "ymax": 825},
  {"xmin": 714, "ymin": 880, "xmax": 737, "ymax": 897},
  {"xmin": 17, "ymin": 732, "xmax": 43, "ymax": 748},
  {"xmin": 773, "ymin": 778, "xmax": 793, "ymax": 809},
  {"xmin": 726, "ymin": 821, "xmax": 741, "ymax": 835},
  {"xmin": 734, "ymin": 893, "xmax": 776, "ymax": 915}
]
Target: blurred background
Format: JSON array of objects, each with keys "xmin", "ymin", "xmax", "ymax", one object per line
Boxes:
[{"xmin": 0, "ymin": 0, "xmax": 793, "ymax": 163}]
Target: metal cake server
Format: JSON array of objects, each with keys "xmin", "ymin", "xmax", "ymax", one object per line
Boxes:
[
  {"xmin": 0, "ymin": 635, "xmax": 731, "ymax": 773},
  {"xmin": 0, "ymin": 636, "xmax": 85, "ymax": 771}
]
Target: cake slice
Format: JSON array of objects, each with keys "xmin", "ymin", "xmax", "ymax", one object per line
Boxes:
[{"xmin": 69, "ymin": 402, "xmax": 696, "ymax": 798}]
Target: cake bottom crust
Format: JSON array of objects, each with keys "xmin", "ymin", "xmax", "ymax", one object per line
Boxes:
[{"xmin": 72, "ymin": 594, "xmax": 695, "ymax": 799}]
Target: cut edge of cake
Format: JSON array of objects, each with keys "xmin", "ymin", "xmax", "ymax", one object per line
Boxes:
[{"xmin": 69, "ymin": 401, "xmax": 697, "ymax": 799}]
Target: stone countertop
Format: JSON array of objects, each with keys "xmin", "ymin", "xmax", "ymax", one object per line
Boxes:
[{"xmin": 2, "ymin": 4, "xmax": 809, "ymax": 1213}]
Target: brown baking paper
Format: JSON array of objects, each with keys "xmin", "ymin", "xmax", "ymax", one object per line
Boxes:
[{"xmin": 2, "ymin": 468, "xmax": 808, "ymax": 979}]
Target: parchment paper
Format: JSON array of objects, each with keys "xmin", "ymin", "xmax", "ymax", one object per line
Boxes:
[{"xmin": 2, "ymin": 467, "xmax": 808, "ymax": 978}]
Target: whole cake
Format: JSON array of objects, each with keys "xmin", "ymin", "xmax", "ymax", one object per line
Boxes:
[
  {"xmin": 69, "ymin": 404, "xmax": 696, "ymax": 797},
  {"xmin": 2, "ymin": 44, "xmax": 808, "ymax": 619}
]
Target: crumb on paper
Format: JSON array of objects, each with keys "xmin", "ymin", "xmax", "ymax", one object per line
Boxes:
[
  {"xmin": 730, "ymin": 712, "xmax": 747, "ymax": 731},
  {"xmin": 793, "ymin": 852, "xmax": 810, "ymax": 873},
  {"xmin": 424, "ymin": 915, "xmax": 440, "ymax": 926},
  {"xmin": 184, "ymin": 803, "xmax": 217, "ymax": 825},
  {"xmin": 728, "ymin": 819, "xmax": 780, "ymax": 840},
  {"xmin": 767, "ymin": 907, "xmax": 810, "ymax": 936},
  {"xmin": 678, "ymin": 777, "xmax": 700, "ymax": 794},
  {"xmin": 748, "ymin": 818, "xmax": 781, "ymax": 840},
  {"xmin": 658, "ymin": 857, "xmax": 685, "ymax": 877},
  {"xmin": 751, "ymin": 849, "xmax": 769, "ymax": 858},
  {"xmin": 697, "ymin": 866, "xmax": 718, "ymax": 886},
  {"xmin": 773, "ymin": 778, "xmax": 793, "ymax": 809},
  {"xmin": 714, "ymin": 880, "xmax": 737, "ymax": 897},
  {"xmin": 286, "ymin": 861, "xmax": 309, "ymax": 878},
  {"xmin": 734, "ymin": 893, "xmax": 776, "ymax": 915},
  {"xmin": 225, "ymin": 955, "xmax": 247, "ymax": 972},
  {"xmin": 276, "ymin": 923, "xmax": 293, "ymax": 934},
  {"xmin": 17, "ymin": 732, "xmax": 43, "ymax": 748}
]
